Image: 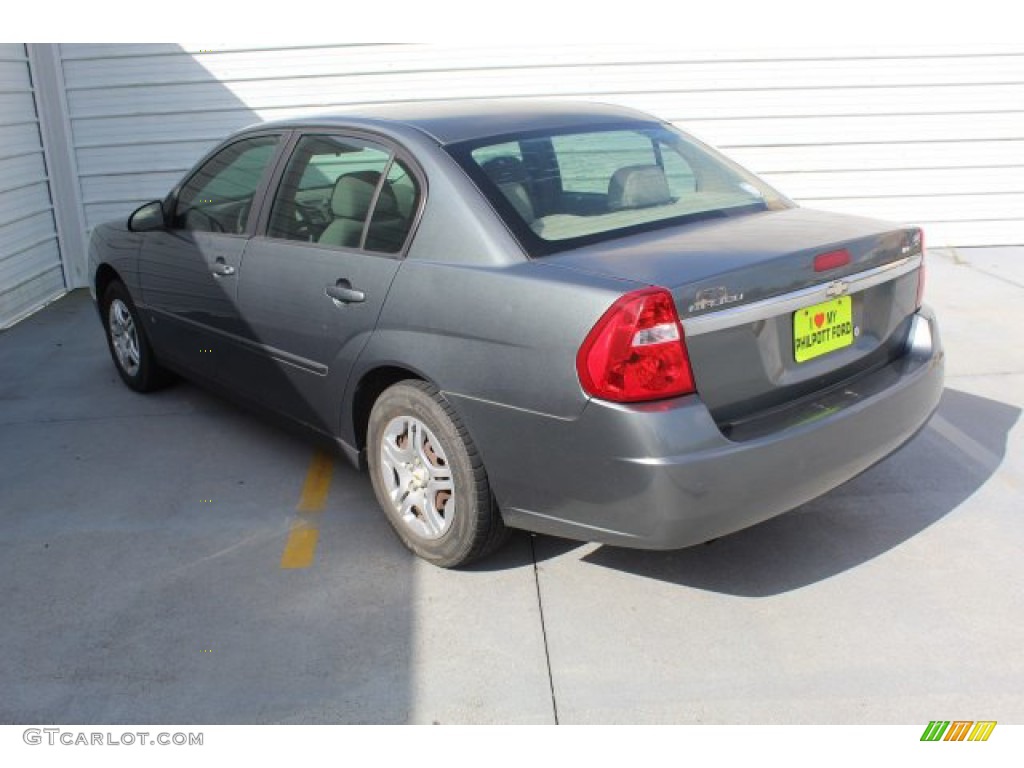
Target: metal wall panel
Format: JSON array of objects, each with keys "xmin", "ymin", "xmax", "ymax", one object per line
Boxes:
[
  {"xmin": 60, "ymin": 43, "xmax": 1024, "ymax": 246},
  {"xmin": 0, "ymin": 44, "xmax": 64, "ymax": 328}
]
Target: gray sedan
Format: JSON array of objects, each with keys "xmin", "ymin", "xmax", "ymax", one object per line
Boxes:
[{"xmin": 88, "ymin": 100, "xmax": 944, "ymax": 567}]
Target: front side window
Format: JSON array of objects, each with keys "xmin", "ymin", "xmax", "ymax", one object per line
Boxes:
[
  {"xmin": 452, "ymin": 124, "xmax": 789, "ymax": 255},
  {"xmin": 267, "ymin": 134, "xmax": 419, "ymax": 254},
  {"xmin": 172, "ymin": 135, "xmax": 279, "ymax": 234}
]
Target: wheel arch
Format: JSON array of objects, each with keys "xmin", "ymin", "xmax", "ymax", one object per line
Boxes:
[
  {"xmin": 350, "ymin": 364, "xmax": 431, "ymax": 456},
  {"xmin": 94, "ymin": 264, "xmax": 123, "ymax": 311}
]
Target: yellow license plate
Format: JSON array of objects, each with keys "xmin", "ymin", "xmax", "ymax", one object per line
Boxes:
[{"xmin": 793, "ymin": 296, "xmax": 854, "ymax": 363}]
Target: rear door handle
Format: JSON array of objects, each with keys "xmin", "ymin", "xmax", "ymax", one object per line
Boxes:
[{"xmin": 325, "ymin": 281, "xmax": 365, "ymax": 304}]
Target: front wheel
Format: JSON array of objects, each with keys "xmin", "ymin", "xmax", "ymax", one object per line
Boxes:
[
  {"xmin": 367, "ymin": 380, "xmax": 508, "ymax": 567},
  {"xmin": 102, "ymin": 281, "xmax": 171, "ymax": 392}
]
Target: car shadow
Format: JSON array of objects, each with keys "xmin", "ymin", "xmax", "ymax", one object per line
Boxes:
[{"xmin": 558, "ymin": 387, "xmax": 1018, "ymax": 596}]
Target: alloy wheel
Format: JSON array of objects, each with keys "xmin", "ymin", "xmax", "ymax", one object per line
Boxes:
[
  {"xmin": 108, "ymin": 298, "xmax": 140, "ymax": 377},
  {"xmin": 379, "ymin": 415, "xmax": 455, "ymax": 540}
]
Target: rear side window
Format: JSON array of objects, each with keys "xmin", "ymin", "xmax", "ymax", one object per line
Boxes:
[
  {"xmin": 365, "ymin": 159, "xmax": 420, "ymax": 253},
  {"xmin": 267, "ymin": 134, "xmax": 419, "ymax": 254}
]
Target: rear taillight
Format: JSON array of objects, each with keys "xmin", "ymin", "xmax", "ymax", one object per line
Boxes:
[
  {"xmin": 914, "ymin": 229, "xmax": 926, "ymax": 309},
  {"xmin": 576, "ymin": 287, "xmax": 695, "ymax": 403}
]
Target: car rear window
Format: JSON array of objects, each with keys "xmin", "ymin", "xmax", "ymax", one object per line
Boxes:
[{"xmin": 449, "ymin": 123, "xmax": 791, "ymax": 255}]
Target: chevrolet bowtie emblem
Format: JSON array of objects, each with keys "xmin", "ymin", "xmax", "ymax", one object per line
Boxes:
[{"xmin": 825, "ymin": 280, "xmax": 850, "ymax": 298}]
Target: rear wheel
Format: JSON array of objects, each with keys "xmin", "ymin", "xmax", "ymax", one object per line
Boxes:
[
  {"xmin": 101, "ymin": 281, "xmax": 171, "ymax": 392},
  {"xmin": 367, "ymin": 380, "xmax": 508, "ymax": 567}
]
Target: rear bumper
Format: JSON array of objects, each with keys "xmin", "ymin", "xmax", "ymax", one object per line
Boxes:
[{"xmin": 449, "ymin": 306, "xmax": 944, "ymax": 549}]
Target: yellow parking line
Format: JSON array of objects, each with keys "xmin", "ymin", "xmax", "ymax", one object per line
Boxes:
[
  {"xmin": 297, "ymin": 449, "xmax": 334, "ymax": 512},
  {"xmin": 280, "ymin": 449, "xmax": 334, "ymax": 569},
  {"xmin": 280, "ymin": 521, "xmax": 321, "ymax": 569}
]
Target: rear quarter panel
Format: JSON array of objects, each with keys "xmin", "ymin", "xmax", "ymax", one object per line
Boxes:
[{"xmin": 364, "ymin": 259, "xmax": 637, "ymax": 421}]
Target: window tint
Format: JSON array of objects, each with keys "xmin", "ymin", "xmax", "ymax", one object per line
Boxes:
[
  {"xmin": 173, "ymin": 136, "xmax": 279, "ymax": 233},
  {"xmin": 268, "ymin": 135, "xmax": 418, "ymax": 253},
  {"xmin": 471, "ymin": 142, "xmax": 535, "ymax": 223},
  {"xmin": 453, "ymin": 125, "xmax": 787, "ymax": 252},
  {"xmin": 552, "ymin": 131, "xmax": 656, "ymax": 194},
  {"xmin": 365, "ymin": 158, "xmax": 419, "ymax": 253},
  {"xmin": 470, "ymin": 141, "xmax": 522, "ymax": 167},
  {"xmin": 660, "ymin": 143, "xmax": 697, "ymax": 197}
]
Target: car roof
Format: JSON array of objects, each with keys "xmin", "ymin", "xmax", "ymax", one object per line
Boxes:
[{"xmin": 250, "ymin": 100, "xmax": 665, "ymax": 145}]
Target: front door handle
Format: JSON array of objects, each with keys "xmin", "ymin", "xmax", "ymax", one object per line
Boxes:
[
  {"xmin": 326, "ymin": 281, "xmax": 365, "ymax": 304},
  {"xmin": 211, "ymin": 258, "xmax": 236, "ymax": 277}
]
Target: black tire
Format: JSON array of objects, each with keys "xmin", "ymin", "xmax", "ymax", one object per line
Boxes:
[
  {"xmin": 101, "ymin": 281, "xmax": 172, "ymax": 393},
  {"xmin": 367, "ymin": 380, "xmax": 508, "ymax": 567}
]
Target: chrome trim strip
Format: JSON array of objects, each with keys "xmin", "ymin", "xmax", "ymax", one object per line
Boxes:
[{"xmin": 681, "ymin": 254, "xmax": 921, "ymax": 337}]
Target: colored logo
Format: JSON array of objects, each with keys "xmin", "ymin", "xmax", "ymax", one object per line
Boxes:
[{"xmin": 920, "ymin": 721, "xmax": 997, "ymax": 742}]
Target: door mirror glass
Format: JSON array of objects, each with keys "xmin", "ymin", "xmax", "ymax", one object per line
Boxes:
[{"xmin": 128, "ymin": 200, "xmax": 165, "ymax": 232}]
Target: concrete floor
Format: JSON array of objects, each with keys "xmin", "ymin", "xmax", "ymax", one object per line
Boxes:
[{"xmin": 1, "ymin": 248, "xmax": 1021, "ymax": 724}]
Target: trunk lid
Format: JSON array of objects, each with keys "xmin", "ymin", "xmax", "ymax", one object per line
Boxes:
[{"xmin": 544, "ymin": 207, "xmax": 924, "ymax": 428}]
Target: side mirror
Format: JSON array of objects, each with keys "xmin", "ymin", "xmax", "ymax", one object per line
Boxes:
[{"xmin": 128, "ymin": 200, "xmax": 166, "ymax": 232}]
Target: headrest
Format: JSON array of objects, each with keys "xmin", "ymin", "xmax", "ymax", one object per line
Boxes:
[
  {"xmin": 480, "ymin": 155, "xmax": 534, "ymax": 221},
  {"xmin": 481, "ymin": 155, "xmax": 529, "ymax": 185},
  {"xmin": 607, "ymin": 164, "xmax": 671, "ymax": 211},
  {"xmin": 330, "ymin": 171, "xmax": 398, "ymax": 219}
]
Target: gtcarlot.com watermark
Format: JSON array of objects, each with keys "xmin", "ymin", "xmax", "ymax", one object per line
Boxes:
[{"xmin": 23, "ymin": 728, "xmax": 203, "ymax": 747}]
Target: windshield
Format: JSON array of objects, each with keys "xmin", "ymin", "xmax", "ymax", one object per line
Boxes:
[{"xmin": 449, "ymin": 123, "xmax": 791, "ymax": 255}]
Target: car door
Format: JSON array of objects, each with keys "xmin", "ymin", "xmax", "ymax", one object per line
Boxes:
[
  {"xmin": 137, "ymin": 133, "xmax": 285, "ymax": 382},
  {"xmin": 229, "ymin": 132, "xmax": 421, "ymax": 434}
]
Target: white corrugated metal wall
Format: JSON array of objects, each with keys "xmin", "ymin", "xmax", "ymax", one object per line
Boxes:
[
  {"xmin": 0, "ymin": 44, "xmax": 65, "ymax": 328},
  {"xmin": 4, "ymin": 43, "xmax": 1024, "ymax": 324}
]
